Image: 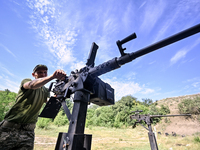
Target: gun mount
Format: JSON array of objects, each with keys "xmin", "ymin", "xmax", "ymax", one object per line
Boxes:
[
  {"xmin": 39, "ymin": 23, "xmax": 200, "ymax": 150},
  {"xmin": 130, "ymin": 110, "xmax": 191, "ymax": 150}
]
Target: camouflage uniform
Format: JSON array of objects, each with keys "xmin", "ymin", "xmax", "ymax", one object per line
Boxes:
[
  {"xmin": 0, "ymin": 121, "xmax": 35, "ymax": 150},
  {"xmin": 0, "ymin": 78, "xmax": 49, "ymax": 150}
]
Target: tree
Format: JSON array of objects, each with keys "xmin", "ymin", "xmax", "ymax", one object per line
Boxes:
[
  {"xmin": 148, "ymin": 104, "xmax": 170, "ymax": 124},
  {"xmin": 112, "ymin": 95, "xmax": 138, "ymax": 114},
  {"xmin": 142, "ymin": 98, "xmax": 153, "ymax": 106},
  {"xmin": 0, "ymin": 89, "xmax": 17, "ymax": 121},
  {"xmin": 53, "ymin": 98, "xmax": 73, "ymax": 126}
]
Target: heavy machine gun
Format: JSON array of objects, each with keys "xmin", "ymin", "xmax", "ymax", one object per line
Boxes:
[
  {"xmin": 39, "ymin": 23, "xmax": 200, "ymax": 150},
  {"xmin": 130, "ymin": 110, "xmax": 191, "ymax": 150}
]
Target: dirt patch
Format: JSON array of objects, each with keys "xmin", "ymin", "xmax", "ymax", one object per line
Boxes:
[
  {"xmin": 35, "ymin": 136, "xmax": 57, "ymax": 145},
  {"xmin": 155, "ymin": 93, "xmax": 200, "ymax": 136},
  {"xmin": 34, "ymin": 137, "xmax": 57, "ymax": 150}
]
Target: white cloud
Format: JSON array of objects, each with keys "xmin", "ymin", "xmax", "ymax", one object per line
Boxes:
[
  {"xmin": 170, "ymin": 36, "xmax": 200, "ymax": 65},
  {"xmin": 192, "ymin": 82, "xmax": 200, "ymax": 88},
  {"xmin": 111, "ymin": 80, "xmax": 142, "ymax": 101},
  {"xmin": 4, "ymin": 78, "xmax": 20, "ymax": 92},
  {"xmin": 0, "ymin": 76, "xmax": 20, "ymax": 93},
  {"xmin": 141, "ymin": 88, "xmax": 154, "ymax": 94},
  {"xmin": 0, "ymin": 43, "xmax": 17, "ymax": 59},
  {"xmin": 138, "ymin": 1, "xmax": 146, "ymax": 10},
  {"xmin": 149, "ymin": 61, "xmax": 156, "ymax": 65},
  {"xmin": 124, "ymin": 72, "xmax": 136, "ymax": 80},
  {"xmin": 26, "ymin": 0, "xmax": 77, "ymax": 67},
  {"xmin": 0, "ymin": 62, "xmax": 20, "ymax": 92},
  {"xmin": 153, "ymin": 0, "xmax": 200, "ymax": 42},
  {"xmin": 103, "ymin": 77, "xmax": 155, "ymax": 101},
  {"xmin": 70, "ymin": 61, "xmax": 85, "ymax": 71},
  {"xmin": 170, "ymin": 50, "xmax": 187, "ymax": 65},
  {"xmin": 140, "ymin": 1, "xmax": 166, "ymax": 34},
  {"xmin": 0, "ymin": 65, "xmax": 15, "ymax": 77}
]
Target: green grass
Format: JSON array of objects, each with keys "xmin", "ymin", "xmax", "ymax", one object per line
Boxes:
[{"xmin": 34, "ymin": 125, "xmax": 200, "ymax": 150}]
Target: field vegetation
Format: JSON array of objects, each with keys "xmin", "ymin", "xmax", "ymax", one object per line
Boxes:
[
  {"xmin": 34, "ymin": 125, "xmax": 200, "ymax": 150},
  {"xmin": 0, "ymin": 89, "xmax": 200, "ymax": 150}
]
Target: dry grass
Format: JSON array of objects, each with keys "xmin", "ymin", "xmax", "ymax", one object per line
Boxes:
[{"xmin": 34, "ymin": 125, "xmax": 200, "ymax": 150}]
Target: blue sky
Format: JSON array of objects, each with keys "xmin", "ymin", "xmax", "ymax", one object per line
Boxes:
[{"xmin": 0, "ymin": 0, "xmax": 200, "ymax": 102}]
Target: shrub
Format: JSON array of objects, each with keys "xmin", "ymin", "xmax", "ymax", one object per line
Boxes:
[
  {"xmin": 178, "ymin": 97, "xmax": 200, "ymax": 114},
  {"xmin": 194, "ymin": 136, "xmax": 200, "ymax": 143},
  {"xmin": 53, "ymin": 110, "xmax": 69, "ymax": 126},
  {"xmin": 37, "ymin": 118, "xmax": 52, "ymax": 129},
  {"xmin": 148, "ymin": 104, "xmax": 170, "ymax": 124},
  {"xmin": 113, "ymin": 112, "xmax": 123, "ymax": 128},
  {"xmin": 0, "ymin": 90, "xmax": 17, "ymax": 121}
]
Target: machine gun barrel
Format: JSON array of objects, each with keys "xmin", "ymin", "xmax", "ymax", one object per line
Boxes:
[
  {"xmin": 130, "ymin": 23, "xmax": 200, "ymax": 59},
  {"xmin": 149, "ymin": 114, "xmax": 191, "ymax": 118},
  {"xmin": 89, "ymin": 23, "xmax": 200, "ymax": 77}
]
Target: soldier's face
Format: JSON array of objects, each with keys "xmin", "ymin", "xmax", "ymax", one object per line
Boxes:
[{"xmin": 32, "ymin": 68, "xmax": 47, "ymax": 79}]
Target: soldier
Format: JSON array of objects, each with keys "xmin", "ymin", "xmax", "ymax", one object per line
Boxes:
[{"xmin": 0, "ymin": 64, "xmax": 66, "ymax": 150}]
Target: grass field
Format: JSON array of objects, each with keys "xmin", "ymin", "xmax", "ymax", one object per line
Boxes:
[{"xmin": 34, "ymin": 125, "xmax": 200, "ymax": 150}]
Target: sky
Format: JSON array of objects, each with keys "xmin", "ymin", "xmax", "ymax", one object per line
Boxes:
[{"xmin": 0, "ymin": 0, "xmax": 200, "ymax": 102}]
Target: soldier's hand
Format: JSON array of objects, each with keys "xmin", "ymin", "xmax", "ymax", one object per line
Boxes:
[{"xmin": 53, "ymin": 69, "xmax": 66, "ymax": 80}]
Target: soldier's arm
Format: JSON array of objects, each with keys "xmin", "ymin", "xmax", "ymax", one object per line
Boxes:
[{"xmin": 23, "ymin": 70, "xmax": 66, "ymax": 89}]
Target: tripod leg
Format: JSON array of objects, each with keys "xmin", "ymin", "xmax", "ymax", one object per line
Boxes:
[
  {"xmin": 148, "ymin": 124, "xmax": 158, "ymax": 150},
  {"xmin": 148, "ymin": 131, "xmax": 159, "ymax": 150},
  {"xmin": 55, "ymin": 91, "xmax": 92, "ymax": 150}
]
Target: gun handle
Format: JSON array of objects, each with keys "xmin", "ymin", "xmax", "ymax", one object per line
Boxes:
[
  {"xmin": 132, "ymin": 122, "xmax": 137, "ymax": 128},
  {"xmin": 120, "ymin": 33, "xmax": 137, "ymax": 44},
  {"xmin": 86, "ymin": 42, "xmax": 99, "ymax": 67},
  {"xmin": 117, "ymin": 33, "xmax": 137, "ymax": 56}
]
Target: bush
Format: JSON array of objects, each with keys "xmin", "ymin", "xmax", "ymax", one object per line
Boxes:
[
  {"xmin": 194, "ymin": 136, "xmax": 200, "ymax": 143},
  {"xmin": 37, "ymin": 118, "xmax": 52, "ymax": 129},
  {"xmin": 86, "ymin": 109, "xmax": 95, "ymax": 127},
  {"xmin": 53, "ymin": 110, "xmax": 69, "ymax": 126},
  {"xmin": 86, "ymin": 95, "xmax": 170, "ymax": 128},
  {"xmin": 0, "ymin": 90, "xmax": 17, "ymax": 121},
  {"xmin": 113, "ymin": 112, "xmax": 123, "ymax": 128},
  {"xmin": 178, "ymin": 97, "xmax": 200, "ymax": 114},
  {"xmin": 148, "ymin": 104, "xmax": 170, "ymax": 124}
]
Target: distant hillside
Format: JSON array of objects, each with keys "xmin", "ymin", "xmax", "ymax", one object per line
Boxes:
[{"xmin": 155, "ymin": 93, "xmax": 200, "ymax": 136}]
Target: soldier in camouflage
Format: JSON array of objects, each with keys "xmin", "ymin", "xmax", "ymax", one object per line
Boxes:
[{"xmin": 0, "ymin": 64, "xmax": 66, "ymax": 150}]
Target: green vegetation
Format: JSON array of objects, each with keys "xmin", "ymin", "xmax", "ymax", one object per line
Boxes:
[
  {"xmin": 37, "ymin": 118, "xmax": 52, "ymax": 129},
  {"xmin": 0, "ymin": 89, "xmax": 17, "ymax": 121},
  {"xmin": 2, "ymin": 89, "xmax": 199, "ymax": 128},
  {"xmin": 86, "ymin": 96, "xmax": 170, "ymax": 128},
  {"xmin": 194, "ymin": 136, "xmax": 200, "ymax": 143},
  {"xmin": 0, "ymin": 90, "xmax": 170, "ymax": 128},
  {"xmin": 1, "ymin": 89, "xmax": 200, "ymax": 149},
  {"xmin": 178, "ymin": 96, "xmax": 200, "ymax": 114},
  {"xmin": 34, "ymin": 125, "xmax": 200, "ymax": 150}
]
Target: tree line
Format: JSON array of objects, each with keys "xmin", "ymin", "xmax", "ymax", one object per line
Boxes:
[
  {"xmin": 37, "ymin": 95, "xmax": 171, "ymax": 129},
  {"xmin": 0, "ymin": 89, "xmax": 171, "ymax": 128}
]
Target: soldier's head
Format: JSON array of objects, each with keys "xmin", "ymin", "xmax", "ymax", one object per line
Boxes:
[{"xmin": 32, "ymin": 64, "xmax": 48, "ymax": 79}]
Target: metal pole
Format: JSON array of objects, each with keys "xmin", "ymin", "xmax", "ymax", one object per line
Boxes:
[
  {"xmin": 55, "ymin": 91, "xmax": 92, "ymax": 150},
  {"xmin": 148, "ymin": 124, "xmax": 159, "ymax": 150}
]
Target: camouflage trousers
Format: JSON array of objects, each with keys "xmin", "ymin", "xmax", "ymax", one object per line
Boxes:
[{"xmin": 0, "ymin": 121, "xmax": 35, "ymax": 150}]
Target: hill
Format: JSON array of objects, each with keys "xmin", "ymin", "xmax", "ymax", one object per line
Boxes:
[{"xmin": 155, "ymin": 93, "xmax": 200, "ymax": 136}]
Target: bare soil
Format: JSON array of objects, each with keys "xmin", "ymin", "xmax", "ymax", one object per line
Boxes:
[{"xmin": 155, "ymin": 93, "xmax": 200, "ymax": 136}]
